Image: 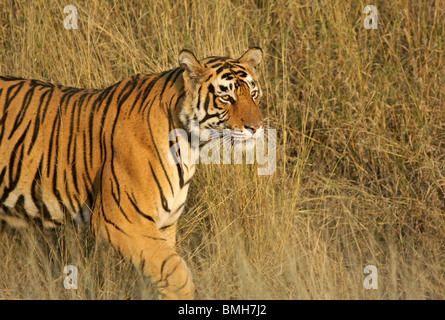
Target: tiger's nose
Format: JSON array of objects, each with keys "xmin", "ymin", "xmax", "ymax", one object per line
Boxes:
[{"xmin": 246, "ymin": 123, "xmax": 263, "ymax": 134}]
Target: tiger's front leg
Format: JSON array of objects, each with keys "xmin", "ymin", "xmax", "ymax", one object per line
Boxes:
[
  {"xmin": 160, "ymin": 221, "xmax": 178, "ymax": 248},
  {"xmin": 91, "ymin": 176, "xmax": 195, "ymax": 299}
]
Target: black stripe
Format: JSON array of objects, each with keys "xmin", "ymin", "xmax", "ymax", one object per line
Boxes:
[
  {"xmin": 82, "ymin": 131, "xmax": 93, "ymax": 187},
  {"xmin": 50, "ymin": 103, "xmax": 70, "ymax": 217},
  {"xmin": 146, "ymin": 98, "xmax": 174, "ymax": 196},
  {"xmin": 108, "ymin": 83, "xmax": 130, "ymax": 200},
  {"xmin": 200, "ymin": 111, "xmax": 219, "ymax": 124},
  {"xmin": 138, "ymin": 76, "xmax": 159, "ymax": 114},
  {"xmin": 0, "ymin": 81, "xmax": 25, "ymax": 145},
  {"xmin": 126, "ymin": 191, "xmax": 156, "ymax": 223},
  {"xmin": 159, "ymin": 222, "xmax": 175, "ymax": 231},
  {"xmin": 143, "ymin": 235, "xmax": 167, "ymax": 241},
  {"xmin": 109, "ymin": 142, "xmax": 121, "ymax": 203},
  {"xmin": 174, "ymin": 91, "xmax": 185, "ymax": 112},
  {"xmin": 128, "ymin": 90, "xmax": 143, "ymax": 116},
  {"xmin": 14, "ymin": 194, "xmax": 25, "ymax": 211},
  {"xmin": 149, "ymin": 162, "xmax": 171, "ymax": 213},
  {"xmin": 167, "ymin": 107, "xmax": 185, "ymax": 188},
  {"xmin": 30, "ymin": 157, "xmax": 44, "ymax": 214},
  {"xmin": 174, "ymin": 273, "xmax": 190, "ymax": 293},
  {"xmin": 97, "ymin": 137, "xmax": 129, "ymax": 237},
  {"xmin": 215, "ymin": 62, "xmax": 233, "ymax": 74},
  {"xmin": 70, "ymin": 136, "xmax": 80, "ymax": 195},
  {"xmin": 63, "ymin": 170, "xmax": 77, "ymax": 213},
  {"xmin": 233, "ymin": 64, "xmax": 247, "ymax": 71},
  {"xmin": 28, "ymin": 87, "xmax": 54, "ymax": 155},
  {"xmin": 46, "ymin": 103, "xmax": 61, "ymax": 177},
  {"xmin": 0, "ymin": 167, "xmax": 6, "ymax": 185},
  {"xmin": 209, "ymin": 62, "xmax": 223, "ymax": 68},
  {"xmin": 0, "ymin": 122, "xmax": 31, "ymax": 203},
  {"xmin": 170, "ymin": 68, "xmax": 184, "ymax": 85},
  {"xmin": 184, "ymin": 176, "xmax": 193, "ymax": 186},
  {"xmin": 66, "ymin": 98, "xmax": 78, "ymax": 162},
  {"xmin": 161, "ymin": 254, "xmax": 181, "ymax": 282},
  {"xmin": 101, "ymin": 205, "xmax": 129, "ymax": 237},
  {"xmin": 40, "ymin": 85, "xmax": 55, "ymax": 123},
  {"xmin": 160, "ymin": 254, "xmax": 177, "ymax": 280},
  {"xmin": 205, "ymin": 57, "xmax": 223, "ymax": 64},
  {"xmin": 159, "ymin": 69, "xmax": 179, "ymax": 98},
  {"xmin": 8, "ymin": 86, "xmax": 36, "ymax": 139},
  {"xmin": 88, "ymin": 86, "xmax": 114, "ymax": 167},
  {"xmin": 203, "ymin": 90, "xmax": 212, "ymax": 112},
  {"xmin": 221, "ymin": 73, "xmax": 235, "ymax": 81},
  {"xmin": 98, "ymin": 85, "xmax": 120, "ymax": 162},
  {"xmin": 174, "ymin": 201, "xmax": 186, "ymax": 214},
  {"xmin": 234, "ymin": 70, "xmax": 248, "ymax": 78},
  {"xmin": 139, "ymin": 251, "xmax": 146, "ymax": 272},
  {"xmin": 109, "ymin": 179, "xmax": 132, "ymax": 224}
]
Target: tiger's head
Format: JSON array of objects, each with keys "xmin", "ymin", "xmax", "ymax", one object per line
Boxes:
[{"xmin": 178, "ymin": 48, "xmax": 264, "ymax": 143}]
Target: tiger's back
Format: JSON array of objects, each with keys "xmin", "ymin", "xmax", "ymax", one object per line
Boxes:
[
  {"xmin": 0, "ymin": 75, "xmax": 148, "ymax": 227},
  {"xmin": 0, "ymin": 48, "xmax": 265, "ymax": 299}
]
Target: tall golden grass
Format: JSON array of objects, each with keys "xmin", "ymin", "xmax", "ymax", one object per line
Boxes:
[{"xmin": 0, "ymin": 0, "xmax": 444, "ymax": 299}]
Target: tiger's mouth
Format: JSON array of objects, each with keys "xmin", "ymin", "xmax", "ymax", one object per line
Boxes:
[
  {"xmin": 195, "ymin": 123, "xmax": 265, "ymax": 149},
  {"xmin": 219, "ymin": 126, "xmax": 264, "ymax": 148}
]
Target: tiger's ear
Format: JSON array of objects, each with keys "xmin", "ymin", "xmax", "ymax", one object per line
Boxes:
[
  {"xmin": 238, "ymin": 47, "xmax": 263, "ymax": 69},
  {"xmin": 178, "ymin": 49, "xmax": 205, "ymax": 81}
]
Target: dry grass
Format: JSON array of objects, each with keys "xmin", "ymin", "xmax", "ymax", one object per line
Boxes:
[{"xmin": 0, "ymin": 0, "xmax": 444, "ymax": 299}]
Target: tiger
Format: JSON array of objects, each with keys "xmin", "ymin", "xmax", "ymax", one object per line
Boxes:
[{"xmin": 0, "ymin": 48, "xmax": 264, "ymax": 299}]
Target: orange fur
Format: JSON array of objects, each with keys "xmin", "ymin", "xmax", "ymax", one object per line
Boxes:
[{"xmin": 0, "ymin": 48, "xmax": 264, "ymax": 299}]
